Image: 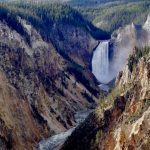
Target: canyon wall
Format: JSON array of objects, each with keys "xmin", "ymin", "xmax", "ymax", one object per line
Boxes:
[
  {"xmin": 109, "ymin": 15, "xmax": 150, "ymax": 82},
  {"xmin": 62, "ymin": 47, "xmax": 150, "ymax": 150},
  {"xmin": 0, "ymin": 18, "xmax": 101, "ymax": 149}
]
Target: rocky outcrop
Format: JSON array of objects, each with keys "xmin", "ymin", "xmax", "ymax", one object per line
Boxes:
[
  {"xmin": 62, "ymin": 95, "xmax": 127, "ymax": 150},
  {"xmin": 96, "ymin": 50, "xmax": 150, "ymax": 150},
  {"xmin": 50, "ymin": 23, "xmax": 98, "ymax": 68},
  {"xmin": 143, "ymin": 14, "xmax": 150, "ymax": 30},
  {"xmin": 109, "ymin": 15, "xmax": 150, "ymax": 82},
  {"xmin": 0, "ymin": 19, "xmax": 101, "ymax": 150},
  {"xmin": 62, "ymin": 48, "xmax": 150, "ymax": 150}
]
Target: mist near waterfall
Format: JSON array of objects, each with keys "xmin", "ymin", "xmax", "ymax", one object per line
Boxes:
[{"xmin": 92, "ymin": 19, "xmax": 150, "ymax": 85}]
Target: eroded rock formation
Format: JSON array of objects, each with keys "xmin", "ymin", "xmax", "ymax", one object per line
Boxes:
[
  {"xmin": 0, "ymin": 19, "xmax": 100, "ymax": 149},
  {"xmin": 109, "ymin": 15, "xmax": 150, "ymax": 81},
  {"xmin": 62, "ymin": 48, "xmax": 150, "ymax": 150}
]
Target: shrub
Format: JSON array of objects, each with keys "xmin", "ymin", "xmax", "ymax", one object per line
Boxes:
[
  {"xmin": 0, "ymin": 2, "xmax": 110, "ymax": 41},
  {"xmin": 128, "ymin": 46, "xmax": 150, "ymax": 72}
]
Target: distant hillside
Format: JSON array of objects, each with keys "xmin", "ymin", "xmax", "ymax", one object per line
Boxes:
[
  {"xmin": 3, "ymin": 0, "xmax": 149, "ymax": 34},
  {"xmin": 0, "ymin": 2, "xmax": 109, "ymax": 39},
  {"xmin": 69, "ymin": 0, "xmax": 142, "ymax": 6},
  {"xmin": 70, "ymin": 0, "xmax": 150, "ymax": 33}
]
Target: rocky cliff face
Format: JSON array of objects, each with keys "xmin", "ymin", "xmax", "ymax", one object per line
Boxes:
[
  {"xmin": 0, "ymin": 18, "xmax": 101, "ymax": 150},
  {"xmin": 95, "ymin": 49, "xmax": 150, "ymax": 150},
  {"xmin": 49, "ymin": 23, "xmax": 98, "ymax": 68},
  {"xmin": 62, "ymin": 47, "xmax": 150, "ymax": 150},
  {"xmin": 109, "ymin": 15, "xmax": 150, "ymax": 81}
]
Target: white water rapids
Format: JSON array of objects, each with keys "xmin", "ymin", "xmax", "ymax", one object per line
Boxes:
[
  {"xmin": 38, "ymin": 128, "xmax": 75, "ymax": 150},
  {"xmin": 92, "ymin": 41, "xmax": 110, "ymax": 84},
  {"xmin": 38, "ymin": 110, "xmax": 91, "ymax": 150}
]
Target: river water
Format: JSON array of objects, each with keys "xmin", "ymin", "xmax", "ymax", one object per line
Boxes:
[
  {"xmin": 38, "ymin": 110, "xmax": 91, "ymax": 150},
  {"xmin": 38, "ymin": 41, "xmax": 112, "ymax": 150}
]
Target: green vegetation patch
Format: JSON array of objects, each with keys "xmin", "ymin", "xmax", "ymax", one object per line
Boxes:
[
  {"xmin": 128, "ymin": 46, "xmax": 150, "ymax": 72},
  {"xmin": 95, "ymin": 85, "xmax": 124, "ymax": 118},
  {"xmin": 72, "ymin": 0, "xmax": 150, "ymax": 33},
  {"xmin": 0, "ymin": 2, "xmax": 110, "ymax": 40}
]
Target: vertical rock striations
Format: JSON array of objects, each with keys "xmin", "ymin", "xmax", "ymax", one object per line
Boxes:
[
  {"xmin": 108, "ymin": 15, "xmax": 150, "ymax": 82},
  {"xmin": 62, "ymin": 47, "xmax": 150, "ymax": 150},
  {"xmin": 0, "ymin": 15, "xmax": 101, "ymax": 149}
]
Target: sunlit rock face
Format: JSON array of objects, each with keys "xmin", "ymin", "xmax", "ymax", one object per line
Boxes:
[
  {"xmin": 108, "ymin": 15, "xmax": 150, "ymax": 81},
  {"xmin": 0, "ymin": 19, "xmax": 100, "ymax": 149},
  {"xmin": 110, "ymin": 23, "xmax": 137, "ymax": 80},
  {"xmin": 143, "ymin": 14, "xmax": 150, "ymax": 30},
  {"xmin": 62, "ymin": 47, "xmax": 150, "ymax": 150}
]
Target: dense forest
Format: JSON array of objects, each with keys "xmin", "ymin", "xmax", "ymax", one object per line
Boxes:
[
  {"xmin": 1, "ymin": 0, "xmax": 149, "ymax": 35},
  {"xmin": 69, "ymin": 0, "xmax": 141, "ymax": 6},
  {"xmin": 0, "ymin": 2, "xmax": 110, "ymax": 41},
  {"xmin": 70, "ymin": 0, "xmax": 150, "ymax": 33}
]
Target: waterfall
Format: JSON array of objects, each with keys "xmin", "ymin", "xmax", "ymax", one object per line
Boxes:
[{"xmin": 92, "ymin": 41, "xmax": 110, "ymax": 84}]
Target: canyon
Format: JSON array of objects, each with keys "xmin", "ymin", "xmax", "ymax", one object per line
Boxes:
[
  {"xmin": 37, "ymin": 14, "xmax": 150, "ymax": 150},
  {"xmin": 61, "ymin": 16, "xmax": 150, "ymax": 150},
  {"xmin": 0, "ymin": 1, "xmax": 150, "ymax": 150},
  {"xmin": 0, "ymin": 3, "xmax": 103, "ymax": 149}
]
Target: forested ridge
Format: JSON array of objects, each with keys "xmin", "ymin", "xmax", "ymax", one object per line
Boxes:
[
  {"xmin": 69, "ymin": 0, "xmax": 141, "ymax": 6},
  {"xmin": 0, "ymin": 2, "xmax": 110, "ymax": 41},
  {"xmin": 70, "ymin": 0, "xmax": 150, "ymax": 33},
  {"xmin": 2, "ymin": 0, "xmax": 149, "ymax": 35}
]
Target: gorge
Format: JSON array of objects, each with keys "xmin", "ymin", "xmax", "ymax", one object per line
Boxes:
[
  {"xmin": 0, "ymin": 1, "xmax": 150, "ymax": 150},
  {"xmin": 61, "ymin": 15, "xmax": 150, "ymax": 150},
  {"xmin": 39, "ymin": 14, "xmax": 150, "ymax": 148}
]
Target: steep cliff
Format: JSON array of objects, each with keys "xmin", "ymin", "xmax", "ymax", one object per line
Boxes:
[
  {"xmin": 108, "ymin": 15, "xmax": 150, "ymax": 82},
  {"xmin": 62, "ymin": 47, "xmax": 150, "ymax": 150},
  {"xmin": 50, "ymin": 23, "xmax": 98, "ymax": 68},
  {"xmin": 0, "ymin": 3, "xmax": 104, "ymax": 150},
  {"xmin": 95, "ymin": 47, "xmax": 150, "ymax": 150}
]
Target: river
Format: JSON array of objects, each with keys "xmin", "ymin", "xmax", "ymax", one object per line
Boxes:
[
  {"xmin": 38, "ymin": 41, "xmax": 112, "ymax": 150},
  {"xmin": 38, "ymin": 109, "xmax": 92, "ymax": 150}
]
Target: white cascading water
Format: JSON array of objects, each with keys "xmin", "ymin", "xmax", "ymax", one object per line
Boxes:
[
  {"xmin": 38, "ymin": 110, "xmax": 91, "ymax": 150},
  {"xmin": 92, "ymin": 41, "xmax": 110, "ymax": 84}
]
